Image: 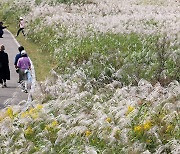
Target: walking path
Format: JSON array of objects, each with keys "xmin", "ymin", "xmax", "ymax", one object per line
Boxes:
[{"xmin": 0, "ymin": 30, "xmax": 28, "ymax": 109}]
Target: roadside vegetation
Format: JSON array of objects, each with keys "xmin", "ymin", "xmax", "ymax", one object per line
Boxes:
[{"xmin": 0, "ymin": 0, "xmax": 179, "ymax": 153}]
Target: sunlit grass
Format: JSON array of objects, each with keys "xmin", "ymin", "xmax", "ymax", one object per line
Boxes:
[{"xmin": 0, "ymin": 1, "xmax": 179, "ymax": 153}]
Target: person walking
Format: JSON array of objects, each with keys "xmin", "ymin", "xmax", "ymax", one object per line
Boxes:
[
  {"xmin": 0, "ymin": 44, "xmax": 10, "ymax": 88},
  {"xmin": 16, "ymin": 17, "xmax": 25, "ymax": 37},
  {"xmin": 14, "ymin": 46, "xmax": 25, "ymax": 83},
  {"xmin": 0, "ymin": 22, "xmax": 8, "ymax": 38},
  {"xmin": 17, "ymin": 50, "xmax": 31, "ymax": 93}
]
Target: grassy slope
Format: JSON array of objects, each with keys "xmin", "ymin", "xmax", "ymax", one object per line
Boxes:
[
  {"xmin": 1, "ymin": 1, "xmax": 179, "ymax": 85},
  {"xmin": 0, "ymin": 1, "xmax": 179, "ymax": 153}
]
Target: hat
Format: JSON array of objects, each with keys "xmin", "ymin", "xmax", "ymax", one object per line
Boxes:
[
  {"xmin": 20, "ymin": 17, "xmax": 23, "ymax": 20},
  {"xmin": 21, "ymin": 50, "xmax": 26, "ymax": 55}
]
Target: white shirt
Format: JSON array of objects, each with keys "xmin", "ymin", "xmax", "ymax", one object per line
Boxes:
[{"xmin": 19, "ymin": 20, "xmax": 25, "ymax": 28}]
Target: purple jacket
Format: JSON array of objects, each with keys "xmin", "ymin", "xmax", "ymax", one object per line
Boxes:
[{"xmin": 17, "ymin": 57, "xmax": 31, "ymax": 69}]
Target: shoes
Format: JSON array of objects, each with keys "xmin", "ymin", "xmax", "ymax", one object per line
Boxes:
[
  {"xmin": 0, "ymin": 36, "xmax": 3, "ymax": 38},
  {"xmin": 3, "ymin": 83, "xmax": 7, "ymax": 87},
  {"xmin": 21, "ymin": 89, "xmax": 28, "ymax": 93},
  {"xmin": 1, "ymin": 83, "xmax": 7, "ymax": 88}
]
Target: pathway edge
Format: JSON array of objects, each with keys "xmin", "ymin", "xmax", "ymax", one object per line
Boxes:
[{"xmin": 6, "ymin": 29, "xmax": 36, "ymax": 103}]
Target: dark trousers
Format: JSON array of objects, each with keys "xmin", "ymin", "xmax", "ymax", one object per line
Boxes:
[
  {"xmin": 0, "ymin": 78, "xmax": 6, "ymax": 84},
  {"xmin": 17, "ymin": 28, "xmax": 25, "ymax": 36},
  {"xmin": 0, "ymin": 31, "xmax": 3, "ymax": 37}
]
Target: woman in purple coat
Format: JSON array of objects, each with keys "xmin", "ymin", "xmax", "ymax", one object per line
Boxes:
[{"xmin": 17, "ymin": 50, "xmax": 31, "ymax": 93}]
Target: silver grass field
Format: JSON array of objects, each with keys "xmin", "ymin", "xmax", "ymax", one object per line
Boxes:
[{"xmin": 0, "ymin": 0, "xmax": 179, "ymax": 153}]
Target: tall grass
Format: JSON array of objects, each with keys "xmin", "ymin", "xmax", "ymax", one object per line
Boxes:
[
  {"xmin": 1, "ymin": 0, "xmax": 179, "ymax": 84},
  {"xmin": 27, "ymin": 26, "xmax": 180, "ymax": 86},
  {"xmin": 0, "ymin": 1, "xmax": 179, "ymax": 153}
]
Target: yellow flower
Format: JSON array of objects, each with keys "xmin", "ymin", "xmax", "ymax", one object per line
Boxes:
[
  {"xmin": 134, "ymin": 125, "xmax": 142, "ymax": 133},
  {"xmin": 126, "ymin": 106, "xmax": 135, "ymax": 115},
  {"xmin": 45, "ymin": 125, "xmax": 49, "ymax": 130},
  {"xmin": 146, "ymin": 139, "xmax": 151, "ymax": 143},
  {"xmin": 166, "ymin": 124, "xmax": 173, "ymax": 132},
  {"xmin": 31, "ymin": 113, "xmax": 38, "ymax": 119},
  {"xmin": 106, "ymin": 117, "xmax": 112, "ymax": 123},
  {"xmin": 44, "ymin": 120, "xmax": 58, "ymax": 131},
  {"xmin": 36, "ymin": 104, "xmax": 43, "ymax": 110},
  {"xmin": 85, "ymin": 130, "xmax": 91, "ymax": 137},
  {"xmin": 29, "ymin": 107, "xmax": 35, "ymax": 115},
  {"xmin": 21, "ymin": 111, "xmax": 29, "ymax": 118},
  {"xmin": 51, "ymin": 120, "xmax": 58, "ymax": 127},
  {"xmin": 143, "ymin": 121, "xmax": 152, "ymax": 131},
  {"xmin": 45, "ymin": 125, "xmax": 50, "ymax": 131},
  {"xmin": 25, "ymin": 126, "xmax": 33, "ymax": 135},
  {"xmin": 25, "ymin": 107, "xmax": 39, "ymax": 119},
  {"xmin": 6, "ymin": 107, "xmax": 13, "ymax": 119}
]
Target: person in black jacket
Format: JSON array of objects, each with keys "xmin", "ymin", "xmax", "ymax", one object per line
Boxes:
[
  {"xmin": 14, "ymin": 46, "xmax": 24, "ymax": 83},
  {"xmin": 0, "ymin": 44, "xmax": 10, "ymax": 87},
  {"xmin": 0, "ymin": 22, "xmax": 8, "ymax": 38}
]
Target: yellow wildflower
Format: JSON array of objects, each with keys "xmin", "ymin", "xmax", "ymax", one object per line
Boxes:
[
  {"xmin": 45, "ymin": 125, "xmax": 50, "ymax": 131},
  {"xmin": 51, "ymin": 120, "xmax": 58, "ymax": 127},
  {"xmin": 85, "ymin": 130, "xmax": 91, "ymax": 137},
  {"xmin": 25, "ymin": 126, "xmax": 33, "ymax": 135},
  {"xmin": 166, "ymin": 124, "xmax": 173, "ymax": 133},
  {"xmin": 29, "ymin": 107, "xmax": 35, "ymax": 115},
  {"xmin": 134, "ymin": 125, "xmax": 142, "ymax": 133},
  {"xmin": 26, "ymin": 107, "xmax": 39, "ymax": 119},
  {"xmin": 106, "ymin": 117, "xmax": 112, "ymax": 123},
  {"xmin": 126, "ymin": 106, "xmax": 135, "ymax": 115},
  {"xmin": 143, "ymin": 121, "xmax": 152, "ymax": 131},
  {"xmin": 44, "ymin": 120, "xmax": 58, "ymax": 131},
  {"xmin": 21, "ymin": 111, "xmax": 29, "ymax": 118},
  {"xmin": 6, "ymin": 107, "xmax": 13, "ymax": 119},
  {"xmin": 31, "ymin": 113, "xmax": 38, "ymax": 119},
  {"xmin": 36, "ymin": 104, "xmax": 43, "ymax": 110},
  {"xmin": 146, "ymin": 139, "xmax": 151, "ymax": 143}
]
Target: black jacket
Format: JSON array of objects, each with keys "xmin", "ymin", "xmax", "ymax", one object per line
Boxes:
[
  {"xmin": 0, "ymin": 25, "xmax": 7, "ymax": 35},
  {"xmin": 0, "ymin": 51, "xmax": 10, "ymax": 80}
]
